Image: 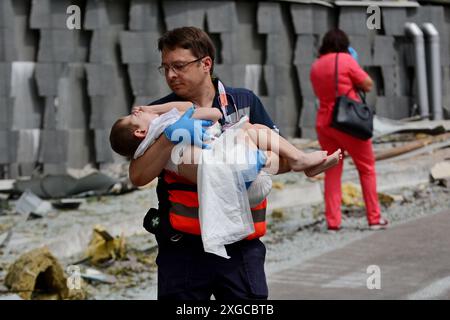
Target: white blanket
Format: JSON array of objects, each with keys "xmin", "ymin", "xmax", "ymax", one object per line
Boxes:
[
  {"xmin": 133, "ymin": 108, "xmax": 181, "ymax": 159},
  {"xmin": 198, "ymin": 117, "xmax": 256, "ymax": 259}
]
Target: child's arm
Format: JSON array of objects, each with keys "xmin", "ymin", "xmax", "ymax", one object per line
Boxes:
[
  {"xmin": 132, "ymin": 101, "xmax": 194, "ymax": 115},
  {"xmin": 191, "ymin": 107, "xmax": 222, "ymax": 123}
]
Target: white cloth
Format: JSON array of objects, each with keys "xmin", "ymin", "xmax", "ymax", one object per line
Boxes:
[
  {"xmin": 248, "ymin": 172, "xmax": 272, "ymax": 207},
  {"xmin": 133, "ymin": 108, "xmax": 181, "ymax": 159},
  {"xmin": 198, "ymin": 116, "xmax": 260, "ymax": 259}
]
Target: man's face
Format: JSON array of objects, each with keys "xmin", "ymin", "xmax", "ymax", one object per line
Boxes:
[{"xmin": 161, "ymin": 47, "xmax": 209, "ymax": 98}]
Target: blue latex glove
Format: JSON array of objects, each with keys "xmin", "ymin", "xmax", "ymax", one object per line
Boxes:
[
  {"xmin": 164, "ymin": 107, "xmax": 213, "ymax": 149},
  {"xmin": 348, "ymin": 46, "xmax": 359, "ymax": 63},
  {"xmin": 243, "ymin": 150, "xmax": 267, "ymax": 189}
]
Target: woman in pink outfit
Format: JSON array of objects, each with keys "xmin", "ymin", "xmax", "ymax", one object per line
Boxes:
[{"xmin": 310, "ymin": 29, "xmax": 388, "ymax": 231}]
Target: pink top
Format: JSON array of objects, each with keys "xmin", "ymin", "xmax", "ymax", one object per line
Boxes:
[{"xmin": 310, "ymin": 52, "xmax": 369, "ymax": 127}]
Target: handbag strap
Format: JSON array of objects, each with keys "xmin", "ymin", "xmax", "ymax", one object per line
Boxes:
[
  {"xmin": 334, "ymin": 53, "xmax": 339, "ymax": 98},
  {"xmin": 335, "ymin": 52, "xmax": 367, "ymax": 103}
]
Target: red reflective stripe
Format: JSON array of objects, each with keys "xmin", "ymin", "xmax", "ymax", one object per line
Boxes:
[
  {"xmin": 168, "ymin": 190, "xmax": 199, "ymax": 207},
  {"xmin": 169, "ymin": 212, "xmax": 201, "ymax": 235},
  {"xmin": 250, "ymin": 198, "xmax": 267, "ymax": 211},
  {"xmin": 164, "ymin": 171, "xmax": 195, "ymax": 185},
  {"xmin": 246, "ymin": 221, "xmax": 266, "ymax": 240}
]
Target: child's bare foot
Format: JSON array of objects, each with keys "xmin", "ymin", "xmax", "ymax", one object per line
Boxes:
[
  {"xmin": 304, "ymin": 149, "xmax": 342, "ymax": 177},
  {"xmin": 288, "ymin": 151, "xmax": 328, "ymax": 172}
]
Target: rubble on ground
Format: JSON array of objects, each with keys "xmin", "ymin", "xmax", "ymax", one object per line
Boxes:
[{"xmin": 4, "ymin": 247, "xmax": 85, "ymax": 300}]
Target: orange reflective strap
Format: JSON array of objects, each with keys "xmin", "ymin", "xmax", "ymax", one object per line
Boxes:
[
  {"xmin": 168, "ymin": 190, "xmax": 199, "ymax": 207},
  {"xmin": 169, "ymin": 212, "xmax": 201, "ymax": 235}
]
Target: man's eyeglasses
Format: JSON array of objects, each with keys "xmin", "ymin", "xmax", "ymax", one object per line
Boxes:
[{"xmin": 158, "ymin": 56, "xmax": 205, "ymax": 75}]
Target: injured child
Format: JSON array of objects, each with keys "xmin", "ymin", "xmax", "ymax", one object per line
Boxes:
[{"xmin": 110, "ymin": 101, "xmax": 341, "ymax": 258}]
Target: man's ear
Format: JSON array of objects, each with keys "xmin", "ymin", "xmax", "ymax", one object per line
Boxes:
[
  {"xmin": 202, "ymin": 56, "xmax": 213, "ymax": 73},
  {"xmin": 134, "ymin": 128, "xmax": 147, "ymax": 139}
]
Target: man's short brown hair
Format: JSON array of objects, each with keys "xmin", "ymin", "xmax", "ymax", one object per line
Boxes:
[
  {"xmin": 158, "ymin": 26, "xmax": 216, "ymax": 74},
  {"xmin": 109, "ymin": 118, "xmax": 142, "ymax": 158}
]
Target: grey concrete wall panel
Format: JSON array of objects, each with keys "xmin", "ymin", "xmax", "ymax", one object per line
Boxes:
[
  {"xmin": 375, "ymin": 96, "xmax": 410, "ymax": 120},
  {"xmin": 381, "ymin": 66, "xmax": 401, "ymax": 97},
  {"xmin": 295, "ymin": 65, "xmax": 315, "ymax": 98},
  {"xmin": 290, "ymin": 4, "xmax": 314, "ymax": 34},
  {"xmin": 293, "ymin": 35, "xmax": 317, "ymax": 66},
  {"xmin": 30, "ymin": 0, "xmax": 72, "ymax": 29},
  {"xmin": 314, "ymin": 5, "xmax": 335, "ymax": 35},
  {"xmin": 244, "ymin": 64, "xmax": 264, "ymax": 97},
  {"xmin": 220, "ymin": 25, "xmax": 264, "ymax": 65},
  {"xmin": 15, "ymin": 129, "xmax": 41, "ymax": 163},
  {"xmin": 10, "ymin": 62, "xmax": 43, "ymax": 129},
  {"xmin": 66, "ymin": 129, "xmax": 92, "ymax": 168},
  {"xmin": 35, "ymin": 63, "xmax": 64, "ymax": 96},
  {"xmin": 272, "ymin": 95, "xmax": 298, "ymax": 138},
  {"xmin": 85, "ymin": 63, "xmax": 117, "ymax": 96},
  {"xmin": 42, "ymin": 163, "xmax": 69, "ymax": 175},
  {"xmin": 0, "ymin": 63, "xmax": 12, "ymax": 96},
  {"xmin": 127, "ymin": 63, "xmax": 168, "ymax": 97},
  {"xmin": 215, "ymin": 64, "xmax": 258, "ymax": 91},
  {"xmin": 94, "ymin": 129, "xmax": 114, "ymax": 163},
  {"xmin": 381, "ymin": 8, "xmax": 408, "ymax": 36},
  {"xmin": 40, "ymin": 130, "xmax": 68, "ymax": 163},
  {"xmin": 37, "ymin": 30, "xmax": 89, "ymax": 62},
  {"xmin": 290, "ymin": 4, "xmax": 334, "ymax": 35},
  {"xmin": 0, "ymin": 97, "xmax": 14, "ymax": 129},
  {"xmin": 213, "ymin": 64, "xmax": 234, "ymax": 86},
  {"xmin": 163, "ymin": 1, "xmax": 206, "ymax": 30},
  {"xmin": 84, "ymin": 0, "xmax": 128, "ymax": 30},
  {"xmin": 266, "ymin": 33, "xmax": 292, "ymax": 66},
  {"xmin": 134, "ymin": 96, "xmax": 155, "ymax": 106},
  {"xmin": 89, "ymin": 29, "xmax": 122, "ymax": 64},
  {"xmin": 394, "ymin": 37, "xmax": 415, "ymax": 68},
  {"xmin": 298, "ymin": 97, "xmax": 317, "ymax": 128},
  {"xmin": 257, "ymin": 2, "xmax": 283, "ymax": 35},
  {"xmin": 339, "ymin": 7, "xmax": 369, "ymax": 36},
  {"xmin": 1, "ymin": 4, "xmax": 37, "ymax": 61},
  {"xmin": 264, "ymin": 65, "xmax": 291, "ymax": 97},
  {"xmin": 89, "ymin": 92, "xmax": 130, "ymax": 130},
  {"xmin": 43, "ymin": 97, "xmax": 57, "ymax": 129},
  {"xmin": 129, "ymin": 0, "xmax": 161, "ymax": 31},
  {"xmin": 443, "ymin": 66, "xmax": 450, "ymax": 113},
  {"xmin": 0, "ymin": 131, "xmax": 11, "ymax": 164},
  {"xmin": 120, "ymin": 32, "xmax": 161, "ymax": 64},
  {"xmin": 373, "ymin": 36, "xmax": 396, "ymax": 66},
  {"xmin": 56, "ymin": 64, "xmax": 89, "ymax": 130},
  {"xmin": 205, "ymin": 1, "xmax": 237, "ymax": 33},
  {"xmin": 410, "ymin": 6, "xmax": 446, "ymax": 36},
  {"xmin": 348, "ymin": 35, "xmax": 373, "ymax": 66},
  {"xmin": 29, "ymin": 0, "xmax": 51, "ymax": 29}
]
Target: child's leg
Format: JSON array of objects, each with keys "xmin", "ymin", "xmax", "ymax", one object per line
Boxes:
[
  {"xmin": 176, "ymin": 142, "xmax": 292, "ymax": 183},
  {"xmin": 242, "ymin": 123, "xmax": 328, "ymax": 172}
]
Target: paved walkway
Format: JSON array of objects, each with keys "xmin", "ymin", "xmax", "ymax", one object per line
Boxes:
[{"xmin": 268, "ymin": 210, "xmax": 450, "ymax": 299}]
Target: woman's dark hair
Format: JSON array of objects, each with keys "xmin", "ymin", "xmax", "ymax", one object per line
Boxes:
[
  {"xmin": 158, "ymin": 26, "xmax": 216, "ymax": 74},
  {"xmin": 318, "ymin": 29, "xmax": 350, "ymax": 56}
]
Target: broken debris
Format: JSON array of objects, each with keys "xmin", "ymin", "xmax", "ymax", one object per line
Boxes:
[
  {"xmin": 85, "ymin": 226, "xmax": 126, "ymax": 266},
  {"xmin": 4, "ymin": 247, "xmax": 85, "ymax": 300}
]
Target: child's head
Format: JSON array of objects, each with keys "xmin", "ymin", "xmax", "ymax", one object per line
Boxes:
[{"xmin": 109, "ymin": 110, "xmax": 159, "ymax": 157}]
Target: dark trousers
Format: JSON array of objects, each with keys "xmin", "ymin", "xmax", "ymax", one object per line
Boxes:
[{"xmin": 156, "ymin": 234, "xmax": 268, "ymax": 300}]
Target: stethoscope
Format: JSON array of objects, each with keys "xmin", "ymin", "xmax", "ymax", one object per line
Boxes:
[{"xmin": 216, "ymin": 80, "xmax": 242, "ymax": 127}]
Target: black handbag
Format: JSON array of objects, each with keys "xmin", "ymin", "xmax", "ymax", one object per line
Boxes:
[{"xmin": 330, "ymin": 53, "xmax": 374, "ymax": 140}]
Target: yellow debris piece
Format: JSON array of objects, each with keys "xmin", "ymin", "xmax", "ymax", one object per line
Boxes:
[
  {"xmin": 86, "ymin": 225, "xmax": 126, "ymax": 266},
  {"xmin": 342, "ymin": 182, "xmax": 398, "ymax": 207},
  {"xmin": 341, "ymin": 182, "xmax": 364, "ymax": 207},
  {"xmin": 5, "ymin": 247, "xmax": 85, "ymax": 300}
]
